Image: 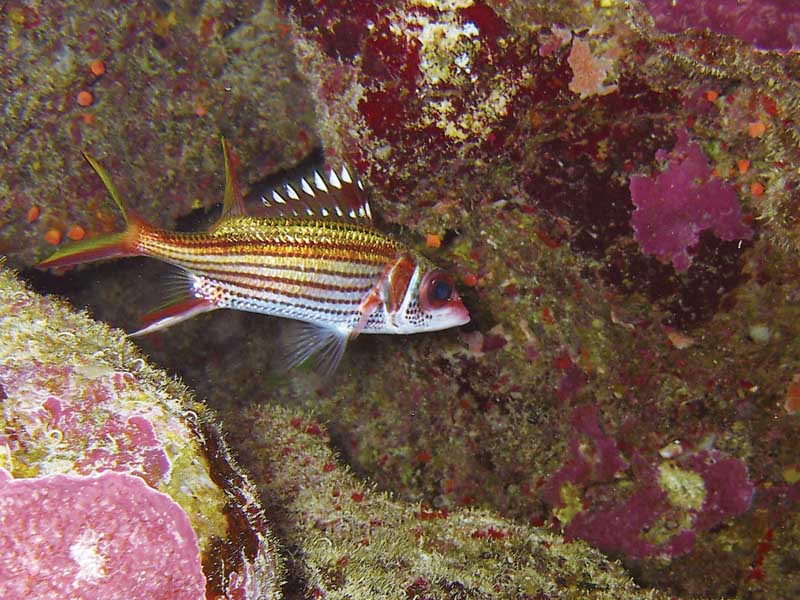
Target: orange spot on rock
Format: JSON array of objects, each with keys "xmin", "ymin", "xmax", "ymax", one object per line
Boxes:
[
  {"xmin": 463, "ymin": 272, "xmax": 478, "ymax": 287},
  {"xmin": 195, "ymin": 104, "xmax": 207, "ymax": 117},
  {"xmin": 67, "ymin": 224, "xmax": 86, "ymax": 241},
  {"xmin": 425, "ymin": 233, "xmax": 441, "ymax": 248},
  {"xmin": 44, "ymin": 228, "xmax": 62, "ymax": 245},
  {"xmin": 786, "ymin": 377, "xmax": 800, "ymax": 414},
  {"xmin": 704, "ymin": 90, "xmax": 719, "ymax": 102},
  {"xmin": 77, "ymin": 90, "xmax": 94, "ymax": 107},
  {"xmin": 737, "ymin": 159, "xmax": 750, "ymax": 174},
  {"xmin": 90, "ymin": 59, "xmax": 106, "ymax": 76},
  {"xmin": 27, "ymin": 205, "xmax": 40, "ymax": 224},
  {"xmin": 415, "ymin": 450, "xmax": 432, "ymax": 464},
  {"xmin": 748, "ymin": 121, "xmax": 766, "ymax": 137},
  {"xmin": 552, "ymin": 351, "xmax": 571, "ymax": 370},
  {"xmin": 750, "ymin": 181, "xmax": 765, "ymax": 197},
  {"xmin": 761, "ymin": 95, "xmax": 778, "ymax": 117}
]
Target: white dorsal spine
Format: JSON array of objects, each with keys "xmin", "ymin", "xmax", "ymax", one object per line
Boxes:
[
  {"xmin": 313, "ymin": 171, "xmax": 328, "ymax": 192},
  {"xmin": 328, "ymin": 169, "xmax": 342, "ymax": 189},
  {"xmin": 300, "ymin": 177, "xmax": 315, "ymax": 197},
  {"xmin": 263, "ymin": 165, "xmax": 371, "ymax": 221}
]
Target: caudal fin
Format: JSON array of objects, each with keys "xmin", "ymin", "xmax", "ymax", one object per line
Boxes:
[{"xmin": 36, "ymin": 153, "xmax": 147, "ymax": 270}]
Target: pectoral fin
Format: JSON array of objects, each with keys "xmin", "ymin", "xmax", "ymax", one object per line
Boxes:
[{"xmin": 277, "ymin": 321, "xmax": 349, "ymax": 376}]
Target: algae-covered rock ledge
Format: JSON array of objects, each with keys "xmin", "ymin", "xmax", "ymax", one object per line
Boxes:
[
  {"xmin": 0, "ymin": 265, "xmax": 282, "ymax": 599},
  {"xmin": 0, "ymin": 264, "xmax": 670, "ymax": 599}
]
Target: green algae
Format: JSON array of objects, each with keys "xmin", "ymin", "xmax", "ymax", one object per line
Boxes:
[
  {"xmin": 555, "ymin": 481, "xmax": 585, "ymax": 525},
  {"xmin": 658, "ymin": 461, "xmax": 706, "ymax": 512},
  {"xmin": 224, "ymin": 402, "xmax": 671, "ymax": 600},
  {"xmin": 1, "ymin": 1, "xmax": 317, "ymax": 269}
]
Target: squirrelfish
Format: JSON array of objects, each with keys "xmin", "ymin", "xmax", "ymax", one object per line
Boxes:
[{"xmin": 37, "ymin": 140, "xmax": 470, "ymax": 373}]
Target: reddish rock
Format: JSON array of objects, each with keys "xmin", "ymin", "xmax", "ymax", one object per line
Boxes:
[{"xmin": 0, "ymin": 469, "xmax": 205, "ymax": 600}]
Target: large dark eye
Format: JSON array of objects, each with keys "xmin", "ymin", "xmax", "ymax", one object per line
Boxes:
[
  {"xmin": 430, "ymin": 278, "xmax": 453, "ymax": 303},
  {"xmin": 419, "ymin": 270, "xmax": 456, "ymax": 311}
]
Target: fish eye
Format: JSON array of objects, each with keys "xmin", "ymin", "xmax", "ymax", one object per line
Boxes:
[
  {"xmin": 420, "ymin": 270, "xmax": 454, "ymax": 310},
  {"xmin": 430, "ymin": 278, "xmax": 453, "ymax": 303}
]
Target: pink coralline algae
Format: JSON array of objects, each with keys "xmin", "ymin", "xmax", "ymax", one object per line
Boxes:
[
  {"xmin": 0, "ymin": 469, "xmax": 205, "ymax": 600},
  {"xmin": 543, "ymin": 405, "xmax": 755, "ymax": 560},
  {"xmin": 629, "ymin": 129, "xmax": 753, "ymax": 272},
  {"xmin": 0, "ymin": 267, "xmax": 284, "ymax": 599},
  {"xmin": 541, "ymin": 405, "xmax": 628, "ymax": 503},
  {"xmin": 1, "ymin": 362, "xmax": 171, "ymax": 488},
  {"xmin": 642, "ymin": 0, "xmax": 800, "ymax": 53}
]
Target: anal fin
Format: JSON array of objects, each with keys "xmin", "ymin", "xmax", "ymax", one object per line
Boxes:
[
  {"xmin": 277, "ymin": 320, "xmax": 349, "ymax": 377},
  {"xmin": 130, "ymin": 297, "xmax": 217, "ymax": 337}
]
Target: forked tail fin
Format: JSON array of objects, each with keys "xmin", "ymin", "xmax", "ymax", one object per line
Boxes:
[{"xmin": 36, "ymin": 153, "xmax": 149, "ymax": 270}]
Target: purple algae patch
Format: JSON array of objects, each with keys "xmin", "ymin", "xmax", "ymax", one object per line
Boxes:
[
  {"xmin": 0, "ymin": 469, "xmax": 205, "ymax": 600},
  {"xmin": 641, "ymin": 0, "xmax": 800, "ymax": 53},
  {"xmin": 565, "ymin": 482, "xmax": 696, "ymax": 560},
  {"xmin": 687, "ymin": 451, "xmax": 755, "ymax": 531},
  {"xmin": 541, "ymin": 404, "xmax": 627, "ymax": 506},
  {"xmin": 629, "ymin": 129, "xmax": 752, "ymax": 272},
  {"xmin": 543, "ymin": 405, "xmax": 755, "ymax": 560}
]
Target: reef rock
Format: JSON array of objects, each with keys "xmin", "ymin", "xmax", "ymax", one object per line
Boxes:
[
  {"xmin": 1, "ymin": 0, "xmax": 317, "ymax": 268},
  {"xmin": 0, "ymin": 265, "xmax": 282, "ymax": 599},
  {"xmin": 225, "ymin": 403, "xmax": 671, "ymax": 600}
]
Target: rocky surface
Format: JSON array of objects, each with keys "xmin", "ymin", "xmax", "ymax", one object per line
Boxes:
[
  {"xmin": 0, "ymin": 265, "xmax": 282, "ymax": 599},
  {"xmin": 8, "ymin": 0, "xmax": 800, "ymax": 598},
  {"xmin": 1, "ymin": 0, "xmax": 317, "ymax": 268}
]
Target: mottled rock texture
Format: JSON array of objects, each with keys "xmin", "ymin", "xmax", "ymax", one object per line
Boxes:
[
  {"xmin": 8, "ymin": 0, "xmax": 800, "ymax": 598},
  {"xmin": 225, "ymin": 403, "xmax": 671, "ymax": 600},
  {"xmin": 1, "ymin": 0, "xmax": 318, "ymax": 268},
  {"xmin": 0, "ymin": 265, "xmax": 282, "ymax": 599}
]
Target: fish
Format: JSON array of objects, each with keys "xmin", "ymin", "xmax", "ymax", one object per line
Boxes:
[{"xmin": 37, "ymin": 140, "xmax": 470, "ymax": 374}]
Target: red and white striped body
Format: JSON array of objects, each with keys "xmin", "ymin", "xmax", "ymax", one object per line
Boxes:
[{"xmin": 137, "ymin": 217, "xmax": 465, "ymax": 336}]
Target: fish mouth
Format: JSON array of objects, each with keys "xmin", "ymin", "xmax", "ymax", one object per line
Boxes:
[
  {"xmin": 421, "ymin": 303, "xmax": 470, "ymax": 332},
  {"xmin": 447, "ymin": 302, "xmax": 471, "ymax": 327}
]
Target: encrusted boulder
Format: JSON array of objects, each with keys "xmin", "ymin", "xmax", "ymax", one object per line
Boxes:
[{"xmin": 0, "ymin": 265, "xmax": 282, "ymax": 599}]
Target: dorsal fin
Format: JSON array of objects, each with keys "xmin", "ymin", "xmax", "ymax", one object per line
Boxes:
[
  {"xmin": 210, "ymin": 137, "xmax": 247, "ymax": 232},
  {"xmin": 259, "ymin": 165, "xmax": 373, "ymax": 223}
]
